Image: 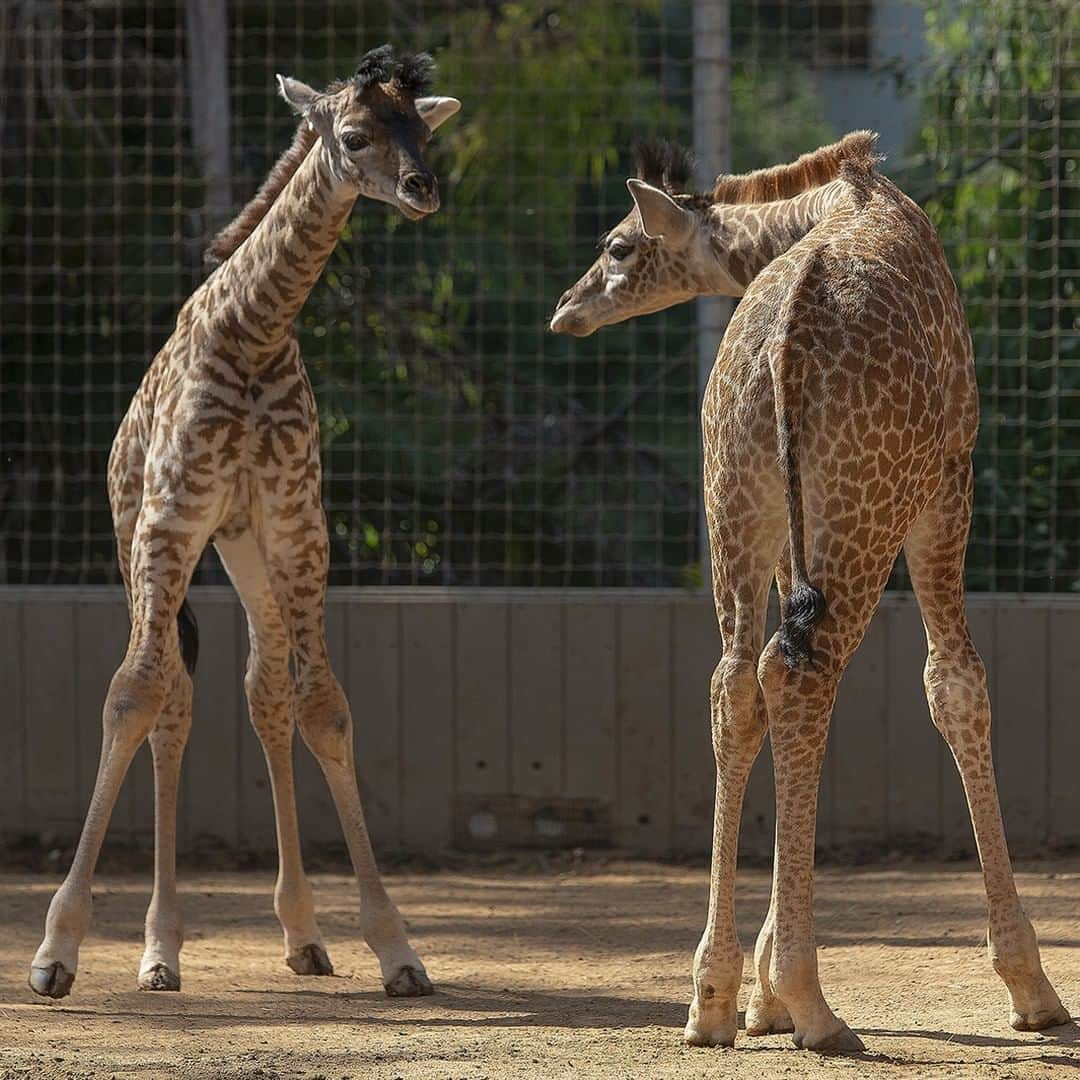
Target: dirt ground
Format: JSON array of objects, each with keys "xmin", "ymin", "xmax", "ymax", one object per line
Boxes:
[{"xmin": 0, "ymin": 858, "xmax": 1077, "ymax": 1080}]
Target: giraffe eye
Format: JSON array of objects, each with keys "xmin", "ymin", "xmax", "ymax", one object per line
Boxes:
[
  {"xmin": 342, "ymin": 131, "xmax": 370, "ymax": 152},
  {"xmin": 608, "ymin": 240, "xmax": 634, "ymax": 261}
]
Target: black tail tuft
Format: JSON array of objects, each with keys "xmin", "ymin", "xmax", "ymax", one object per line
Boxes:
[
  {"xmin": 779, "ymin": 584, "xmax": 827, "ymax": 669},
  {"xmin": 177, "ymin": 598, "xmax": 199, "ymax": 675}
]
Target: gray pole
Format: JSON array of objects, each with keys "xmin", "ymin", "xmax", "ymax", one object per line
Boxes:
[
  {"xmin": 185, "ymin": 0, "xmax": 233, "ymax": 234},
  {"xmin": 692, "ymin": 0, "xmax": 731, "ymax": 593}
]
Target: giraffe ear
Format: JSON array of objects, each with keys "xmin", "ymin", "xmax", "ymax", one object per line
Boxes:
[
  {"xmin": 277, "ymin": 74, "xmax": 321, "ymax": 116},
  {"xmin": 627, "ymin": 178, "xmax": 694, "ymax": 247},
  {"xmin": 415, "ymin": 96, "xmax": 462, "ymax": 132}
]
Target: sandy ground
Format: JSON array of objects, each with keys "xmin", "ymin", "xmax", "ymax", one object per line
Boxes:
[{"xmin": 0, "ymin": 859, "xmax": 1078, "ymax": 1079}]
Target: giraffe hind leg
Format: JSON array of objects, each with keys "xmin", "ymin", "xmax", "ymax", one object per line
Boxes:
[
  {"xmin": 29, "ymin": 504, "xmax": 210, "ymax": 999},
  {"xmin": 906, "ymin": 455, "xmax": 1069, "ymax": 1031}
]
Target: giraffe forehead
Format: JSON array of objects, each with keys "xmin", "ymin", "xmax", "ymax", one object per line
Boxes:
[{"xmin": 334, "ymin": 86, "xmax": 427, "ymax": 138}]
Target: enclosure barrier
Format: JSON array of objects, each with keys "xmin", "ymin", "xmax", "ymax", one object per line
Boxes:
[{"xmin": 3, "ymin": 587, "xmax": 1078, "ymax": 860}]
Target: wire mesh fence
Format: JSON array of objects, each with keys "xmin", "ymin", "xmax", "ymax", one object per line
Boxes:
[{"xmin": 1, "ymin": 0, "xmax": 1076, "ymax": 589}]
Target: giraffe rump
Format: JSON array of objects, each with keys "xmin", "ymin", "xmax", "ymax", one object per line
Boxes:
[
  {"xmin": 204, "ymin": 120, "xmax": 318, "ymax": 268},
  {"xmin": 712, "ymin": 130, "xmax": 881, "ymax": 205}
]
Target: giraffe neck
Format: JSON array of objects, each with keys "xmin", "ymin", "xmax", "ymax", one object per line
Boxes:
[
  {"xmin": 703, "ymin": 180, "xmax": 853, "ymax": 296},
  {"xmin": 203, "ymin": 139, "xmax": 357, "ymax": 364}
]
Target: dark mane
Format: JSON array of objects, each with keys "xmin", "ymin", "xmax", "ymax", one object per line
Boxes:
[
  {"xmin": 632, "ymin": 137, "xmax": 695, "ymax": 194},
  {"xmin": 356, "ymin": 44, "xmax": 396, "ymax": 87},
  {"xmin": 395, "ymin": 52, "xmax": 436, "ymax": 94},
  {"xmin": 711, "ymin": 130, "xmax": 880, "ymax": 204},
  {"xmin": 204, "ymin": 120, "xmax": 317, "ymax": 268},
  {"xmin": 355, "ymin": 44, "xmax": 436, "ymax": 95}
]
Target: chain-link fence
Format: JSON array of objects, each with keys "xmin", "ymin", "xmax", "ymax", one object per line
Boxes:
[{"xmin": 1, "ymin": 0, "xmax": 1076, "ymax": 589}]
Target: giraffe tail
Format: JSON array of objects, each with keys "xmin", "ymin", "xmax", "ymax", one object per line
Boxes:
[
  {"xmin": 771, "ymin": 251, "xmax": 827, "ymax": 670},
  {"xmin": 177, "ymin": 597, "xmax": 199, "ymax": 675}
]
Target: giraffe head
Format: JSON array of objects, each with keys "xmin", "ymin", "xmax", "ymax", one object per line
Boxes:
[
  {"xmin": 277, "ymin": 45, "xmax": 461, "ymax": 220},
  {"xmin": 550, "ymin": 140, "xmax": 734, "ymax": 337}
]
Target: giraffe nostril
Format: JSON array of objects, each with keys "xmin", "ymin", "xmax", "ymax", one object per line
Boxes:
[
  {"xmin": 402, "ymin": 172, "xmax": 432, "ymax": 197},
  {"xmin": 556, "ymin": 289, "xmax": 574, "ymax": 310}
]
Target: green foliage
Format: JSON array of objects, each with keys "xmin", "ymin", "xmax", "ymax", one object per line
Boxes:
[{"xmin": 900, "ymin": 0, "xmax": 1078, "ymax": 591}]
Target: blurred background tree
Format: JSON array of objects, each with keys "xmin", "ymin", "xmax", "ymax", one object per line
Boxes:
[{"xmin": 895, "ymin": 0, "xmax": 1078, "ymax": 590}]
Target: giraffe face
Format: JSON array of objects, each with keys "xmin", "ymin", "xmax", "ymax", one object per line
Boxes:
[
  {"xmin": 549, "ymin": 180, "xmax": 711, "ymax": 337},
  {"xmin": 324, "ymin": 83, "xmax": 460, "ymax": 218},
  {"xmin": 277, "ymin": 60, "xmax": 460, "ymax": 221}
]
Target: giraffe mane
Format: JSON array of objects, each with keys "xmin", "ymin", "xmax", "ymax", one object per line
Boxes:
[
  {"xmin": 710, "ymin": 131, "xmax": 881, "ymax": 205},
  {"xmin": 632, "ymin": 138, "xmax": 696, "ymax": 195},
  {"xmin": 204, "ymin": 120, "xmax": 318, "ymax": 269},
  {"xmin": 354, "ymin": 45, "xmax": 436, "ymax": 95}
]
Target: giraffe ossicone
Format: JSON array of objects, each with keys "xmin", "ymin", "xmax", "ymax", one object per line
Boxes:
[
  {"xmin": 28, "ymin": 46, "xmax": 460, "ymax": 1002},
  {"xmin": 552, "ymin": 131, "xmax": 1070, "ymax": 1053}
]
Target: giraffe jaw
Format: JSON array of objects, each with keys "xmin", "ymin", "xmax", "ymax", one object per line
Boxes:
[{"xmin": 396, "ymin": 201, "xmax": 435, "ymax": 222}]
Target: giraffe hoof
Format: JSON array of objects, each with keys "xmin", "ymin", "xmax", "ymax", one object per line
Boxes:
[
  {"xmin": 286, "ymin": 943, "xmax": 334, "ymax": 976},
  {"xmin": 684, "ymin": 999, "xmax": 737, "ymax": 1047},
  {"xmin": 1011, "ymin": 1004, "xmax": 1072, "ymax": 1031},
  {"xmin": 793, "ymin": 1022, "xmax": 866, "ymax": 1055},
  {"xmin": 29, "ymin": 962, "xmax": 75, "ymax": 999},
  {"xmin": 384, "ymin": 964, "xmax": 434, "ymax": 997},
  {"xmin": 138, "ymin": 963, "xmax": 180, "ymax": 991},
  {"xmin": 683, "ymin": 1023, "xmax": 736, "ymax": 1048},
  {"xmin": 745, "ymin": 997, "xmax": 795, "ymax": 1036}
]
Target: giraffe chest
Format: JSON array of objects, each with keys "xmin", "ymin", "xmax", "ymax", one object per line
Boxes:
[{"xmin": 144, "ymin": 345, "xmax": 321, "ymax": 520}]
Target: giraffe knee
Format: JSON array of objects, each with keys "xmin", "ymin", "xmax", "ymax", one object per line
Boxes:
[
  {"xmin": 103, "ymin": 663, "xmax": 168, "ymax": 744},
  {"xmin": 295, "ymin": 678, "xmax": 351, "ymax": 764},
  {"xmin": 925, "ymin": 641, "xmax": 989, "ymax": 742},
  {"xmin": 711, "ymin": 657, "xmax": 767, "ymax": 750},
  {"xmin": 756, "ymin": 638, "xmax": 844, "ymax": 744}
]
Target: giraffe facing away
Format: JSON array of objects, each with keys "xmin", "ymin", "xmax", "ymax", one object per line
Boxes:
[
  {"xmin": 28, "ymin": 46, "xmax": 461, "ymax": 1001},
  {"xmin": 551, "ymin": 134, "xmax": 1070, "ymax": 1053}
]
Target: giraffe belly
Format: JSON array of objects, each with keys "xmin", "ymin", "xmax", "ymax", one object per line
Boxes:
[{"xmin": 213, "ymin": 471, "xmax": 255, "ymax": 542}]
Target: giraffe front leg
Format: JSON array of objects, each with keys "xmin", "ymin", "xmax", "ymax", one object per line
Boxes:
[
  {"xmin": 294, "ymin": 665, "xmax": 431, "ymax": 996},
  {"xmin": 264, "ymin": 507, "xmax": 430, "ymax": 995},
  {"xmin": 745, "ymin": 551, "xmax": 795, "ymax": 1038},
  {"xmin": 138, "ymin": 668, "xmax": 193, "ymax": 991},
  {"xmin": 684, "ymin": 657, "xmax": 769, "ymax": 1047},
  {"xmin": 215, "ymin": 529, "xmax": 333, "ymax": 977},
  {"xmin": 744, "ymin": 893, "xmax": 794, "ymax": 1036},
  {"xmin": 684, "ymin": 535, "xmax": 779, "ymax": 1048}
]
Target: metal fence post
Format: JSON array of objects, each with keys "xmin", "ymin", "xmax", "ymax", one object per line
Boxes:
[
  {"xmin": 692, "ymin": 0, "xmax": 732, "ymax": 594},
  {"xmin": 184, "ymin": 0, "xmax": 233, "ymax": 233}
]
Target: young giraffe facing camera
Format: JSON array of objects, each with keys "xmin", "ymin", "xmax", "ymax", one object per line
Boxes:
[
  {"xmin": 551, "ymin": 134, "xmax": 1070, "ymax": 1053},
  {"xmin": 29, "ymin": 46, "xmax": 460, "ymax": 1001}
]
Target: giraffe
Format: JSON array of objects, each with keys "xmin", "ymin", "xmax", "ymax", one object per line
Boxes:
[
  {"xmin": 550, "ymin": 134, "xmax": 1071, "ymax": 1052},
  {"xmin": 28, "ymin": 46, "xmax": 461, "ymax": 1001}
]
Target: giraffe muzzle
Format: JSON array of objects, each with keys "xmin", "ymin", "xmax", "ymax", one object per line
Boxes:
[
  {"xmin": 549, "ymin": 299, "xmax": 595, "ymax": 337},
  {"xmin": 397, "ymin": 172, "xmax": 440, "ymax": 218}
]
